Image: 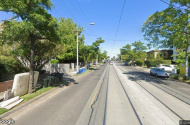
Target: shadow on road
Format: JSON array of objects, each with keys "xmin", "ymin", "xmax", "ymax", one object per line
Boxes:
[{"xmin": 123, "ymin": 71, "xmax": 170, "ymax": 86}]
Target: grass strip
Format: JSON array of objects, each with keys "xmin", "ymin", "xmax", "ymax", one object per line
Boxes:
[
  {"xmin": 0, "ymin": 87, "xmax": 54, "ymax": 115},
  {"xmin": 20, "ymin": 87, "xmax": 54, "ymax": 102},
  {"xmin": 0, "ymin": 108, "xmax": 9, "ymax": 115}
]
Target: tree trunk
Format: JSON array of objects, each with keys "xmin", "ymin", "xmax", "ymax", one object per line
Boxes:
[
  {"xmin": 185, "ymin": 48, "xmax": 189, "ymax": 79},
  {"xmin": 92, "ymin": 58, "xmax": 94, "ymax": 66},
  {"xmin": 28, "ymin": 38, "xmax": 35, "ymax": 94}
]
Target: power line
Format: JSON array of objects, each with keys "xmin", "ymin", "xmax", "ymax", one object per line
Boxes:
[
  {"xmin": 85, "ymin": 32, "xmax": 144, "ymax": 42},
  {"xmin": 159, "ymin": 0, "xmax": 187, "ymax": 10},
  {"xmin": 74, "ymin": 0, "xmax": 98, "ymax": 37},
  {"xmin": 111, "ymin": 0, "xmax": 127, "ymax": 51}
]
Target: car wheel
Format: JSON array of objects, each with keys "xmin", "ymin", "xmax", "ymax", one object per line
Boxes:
[{"xmin": 156, "ymin": 74, "xmax": 158, "ymax": 77}]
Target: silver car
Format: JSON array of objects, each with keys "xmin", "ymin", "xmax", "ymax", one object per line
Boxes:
[{"xmin": 150, "ymin": 67, "xmax": 169, "ymax": 77}]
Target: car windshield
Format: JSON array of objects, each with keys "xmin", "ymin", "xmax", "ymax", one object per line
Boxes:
[{"xmin": 156, "ymin": 68, "xmax": 164, "ymax": 71}]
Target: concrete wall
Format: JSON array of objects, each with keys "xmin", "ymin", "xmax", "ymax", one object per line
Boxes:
[
  {"xmin": 44, "ymin": 63, "xmax": 72, "ymax": 74},
  {"xmin": 11, "ymin": 71, "xmax": 39, "ymax": 97}
]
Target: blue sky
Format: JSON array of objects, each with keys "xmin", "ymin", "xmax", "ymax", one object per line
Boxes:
[{"xmin": 0, "ymin": 0, "xmax": 168, "ymax": 58}]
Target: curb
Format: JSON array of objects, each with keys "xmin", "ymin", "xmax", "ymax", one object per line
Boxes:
[
  {"xmin": 0, "ymin": 65, "xmax": 104, "ymax": 119},
  {"xmin": 73, "ymin": 65, "xmax": 103, "ymax": 81},
  {"xmin": 0, "ymin": 86, "xmax": 60, "ymax": 119}
]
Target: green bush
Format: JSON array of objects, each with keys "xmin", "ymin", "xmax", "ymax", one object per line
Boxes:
[
  {"xmin": 170, "ymin": 74, "xmax": 178, "ymax": 80},
  {"xmin": 135, "ymin": 60, "xmax": 144, "ymax": 66},
  {"xmin": 0, "ymin": 56, "xmax": 29, "ymax": 82},
  {"xmin": 51, "ymin": 59, "xmax": 59, "ymax": 64},
  {"xmin": 162, "ymin": 60, "xmax": 171, "ymax": 65},
  {"xmin": 145, "ymin": 59, "xmax": 163, "ymax": 68}
]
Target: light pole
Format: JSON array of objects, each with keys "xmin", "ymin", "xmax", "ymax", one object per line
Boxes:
[{"xmin": 76, "ymin": 23, "xmax": 95, "ymax": 73}]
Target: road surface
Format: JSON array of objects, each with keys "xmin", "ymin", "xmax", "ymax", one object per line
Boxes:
[{"xmin": 1, "ymin": 63, "xmax": 190, "ymax": 125}]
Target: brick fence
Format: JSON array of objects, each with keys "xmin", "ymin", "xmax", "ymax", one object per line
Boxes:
[{"xmin": 0, "ymin": 80, "xmax": 13, "ymax": 92}]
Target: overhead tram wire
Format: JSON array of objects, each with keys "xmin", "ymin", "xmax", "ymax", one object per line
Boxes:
[
  {"xmin": 59, "ymin": 0, "xmax": 95, "ymax": 44},
  {"xmin": 74, "ymin": 0, "xmax": 99, "ymax": 37},
  {"xmin": 51, "ymin": 1, "xmax": 70, "ymax": 18},
  {"xmin": 69, "ymin": 0, "xmax": 96, "ymax": 44},
  {"xmin": 52, "ymin": 1, "xmax": 94, "ymax": 45},
  {"xmin": 111, "ymin": 0, "xmax": 127, "ymax": 52},
  {"xmin": 85, "ymin": 32, "xmax": 144, "ymax": 42},
  {"xmin": 54, "ymin": 1, "xmax": 70, "ymax": 18},
  {"xmin": 64, "ymin": 0, "xmax": 96, "ymax": 44},
  {"xmin": 159, "ymin": 0, "xmax": 187, "ymax": 10},
  {"xmin": 59, "ymin": 0, "xmax": 81, "ymax": 25}
]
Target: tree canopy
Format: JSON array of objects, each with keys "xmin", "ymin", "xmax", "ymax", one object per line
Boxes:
[
  {"xmin": 142, "ymin": 0, "xmax": 189, "ymax": 78},
  {"xmin": 0, "ymin": 0, "xmax": 60, "ymax": 93}
]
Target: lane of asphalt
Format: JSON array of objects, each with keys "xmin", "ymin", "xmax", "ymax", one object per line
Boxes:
[
  {"xmin": 120, "ymin": 65, "xmax": 190, "ymax": 105},
  {"xmin": 2, "ymin": 64, "xmax": 107, "ymax": 125},
  {"xmin": 120, "ymin": 65, "xmax": 190, "ymax": 97},
  {"xmin": 118, "ymin": 65, "xmax": 190, "ymax": 120},
  {"xmin": 114, "ymin": 64, "xmax": 179, "ymax": 125}
]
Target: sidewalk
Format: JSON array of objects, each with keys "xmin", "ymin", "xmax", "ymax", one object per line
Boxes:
[{"xmin": 0, "ymin": 92, "xmax": 3, "ymax": 101}]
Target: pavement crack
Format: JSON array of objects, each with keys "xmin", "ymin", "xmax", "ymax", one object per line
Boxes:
[{"xmin": 88, "ymin": 68, "xmax": 108, "ymax": 125}]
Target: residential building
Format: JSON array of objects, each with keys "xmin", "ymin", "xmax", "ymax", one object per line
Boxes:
[{"xmin": 147, "ymin": 50, "xmax": 173, "ymax": 60}]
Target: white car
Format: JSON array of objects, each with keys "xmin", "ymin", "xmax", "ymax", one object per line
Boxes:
[
  {"xmin": 157, "ymin": 64, "xmax": 173, "ymax": 73},
  {"xmin": 110, "ymin": 61, "xmax": 113, "ymax": 65},
  {"xmin": 150, "ymin": 67, "xmax": 169, "ymax": 77}
]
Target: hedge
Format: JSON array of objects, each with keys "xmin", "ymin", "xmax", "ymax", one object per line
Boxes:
[
  {"xmin": 145, "ymin": 59, "xmax": 163, "ymax": 68},
  {"xmin": 135, "ymin": 60, "xmax": 144, "ymax": 66}
]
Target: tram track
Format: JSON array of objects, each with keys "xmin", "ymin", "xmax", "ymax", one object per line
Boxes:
[
  {"xmin": 120, "ymin": 65, "xmax": 190, "ymax": 105},
  {"xmin": 112, "ymin": 65, "xmax": 143, "ymax": 125},
  {"xmin": 117, "ymin": 65, "xmax": 185, "ymax": 120}
]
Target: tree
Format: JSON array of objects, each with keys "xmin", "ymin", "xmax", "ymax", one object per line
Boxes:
[
  {"xmin": 0, "ymin": 0, "xmax": 60, "ymax": 93},
  {"xmin": 81, "ymin": 45, "xmax": 91, "ymax": 65},
  {"xmin": 132, "ymin": 41, "xmax": 147, "ymax": 60},
  {"xmin": 89, "ymin": 37, "xmax": 105, "ymax": 64},
  {"xmin": 99, "ymin": 50, "xmax": 108, "ymax": 61},
  {"xmin": 142, "ymin": 0, "xmax": 189, "ymax": 78},
  {"xmin": 132, "ymin": 41, "xmax": 147, "ymax": 52},
  {"xmin": 120, "ymin": 44, "xmax": 134, "ymax": 62}
]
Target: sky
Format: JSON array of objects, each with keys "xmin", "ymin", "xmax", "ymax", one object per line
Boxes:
[{"xmin": 0, "ymin": 0, "xmax": 169, "ymax": 58}]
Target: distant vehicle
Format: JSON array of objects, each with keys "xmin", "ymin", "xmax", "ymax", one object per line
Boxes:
[
  {"xmin": 110, "ymin": 61, "xmax": 113, "ymax": 65},
  {"xmin": 157, "ymin": 64, "xmax": 173, "ymax": 73},
  {"xmin": 150, "ymin": 67, "xmax": 169, "ymax": 78},
  {"xmin": 124, "ymin": 62, "xmax": 128, "ymax": 65}
]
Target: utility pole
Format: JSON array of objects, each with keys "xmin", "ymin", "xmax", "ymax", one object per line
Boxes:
[
  {"xmin": 96, "ymin": 54, "xmax": 98, "ymax": 66},
  {"xmin": 76, "ymin": 23, "xmax": 95, "ymax": 73},
  {"xmin": 76, "ymin": 31, "xmax": 79, "ymax": 73}
]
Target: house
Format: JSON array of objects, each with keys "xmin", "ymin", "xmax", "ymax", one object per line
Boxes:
[{"xmin": 147, "ymin": 50, "xmax": 173, "ymax": 60}]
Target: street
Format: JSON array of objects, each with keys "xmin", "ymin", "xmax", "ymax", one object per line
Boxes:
[{"xmin": 1, "ymin": 63, "xmax": 190, "ymax": 125}]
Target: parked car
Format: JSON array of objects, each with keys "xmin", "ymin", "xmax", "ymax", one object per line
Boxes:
[
  {"xmin": 124, "ymin": 62, "xmax": 128, "ymax": 65},
  {"xmin": 150, "ymin": 67, "xmax": 169, "ymax": 77},
  {"xmin": 157, "ymin": 64, "xmax": 173, "ymax": 73}
]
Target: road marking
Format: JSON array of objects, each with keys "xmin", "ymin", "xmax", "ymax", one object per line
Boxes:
[{"xmin": 89, "ymin": 85, "xmax": 101, "ymax": 108}]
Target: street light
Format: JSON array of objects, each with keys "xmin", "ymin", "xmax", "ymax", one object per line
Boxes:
[{"xmin": 76, "ymin": 23, "xmax": 95, "ymax": 73}]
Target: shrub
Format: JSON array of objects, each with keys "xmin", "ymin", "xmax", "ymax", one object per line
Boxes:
[
  {"xmin": 145, "ymin": 59, "xmax": 163, "ymax": 68},
  {"xmin": 170, "ymin": 74, "xmax": 178, "ymax": 80},
  {"xmin": 0, "ymin": 56, "xmax": 29, "ymax": 82},
  {"xmin": 162, "ymin": 60, "xmax": 171, "ymax": 65},
  {"xmin": 135, "ymin": 60, "xmax": 144, "ymax": 66},
  {"xmin": 51, "ymin": 59, "xmax": 59, "ymax": 64}
]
